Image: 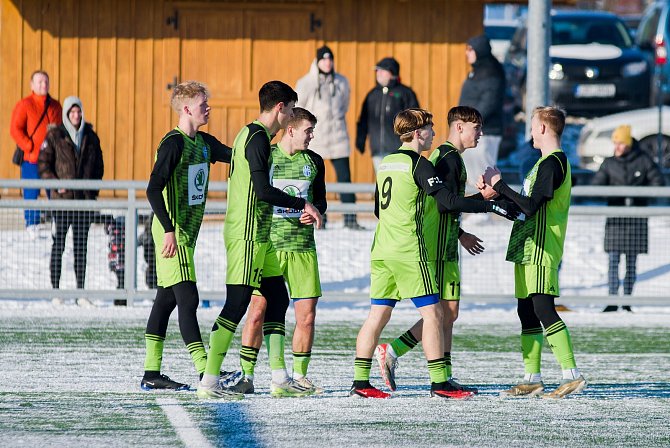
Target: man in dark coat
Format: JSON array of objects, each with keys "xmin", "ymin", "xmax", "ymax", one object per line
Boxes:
[
  {"xmin": 591, "ymin": 125, "xmax": 665, "ymax": 311},
  {"xmin": 38, "ymin": 96, "xmax": 104, "ymax": 296},
  {"xmin": 459, "ymin": 35, "xmax": 505, "ymax": 195},
  {"xmin": 355, "ymin": 57, "xmax": 419, "ymax": 172}
]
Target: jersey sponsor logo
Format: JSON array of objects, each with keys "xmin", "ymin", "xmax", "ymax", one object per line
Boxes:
[
  {"xmin": 426, "ymin": 176, "xmax": 442, "ymax": 186},
  {"xmin": 188, "ymin": 163, "xmax": 208, "ymax": 205},
  {"xmin": 379, "ymin": 162, "xmax": 410, "ymax": 173},
  {"xmin": 272, "ymin": 178, "xmax": 310, "ymax": 218},
  {"xmin": 303, "ymin": 165, "xmax": 312, "ymax": 177}
]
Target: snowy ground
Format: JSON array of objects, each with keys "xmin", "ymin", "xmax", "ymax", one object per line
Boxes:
[{"xmin": 0, "ymin": 301, "xmax": 669, "ymax": 447}]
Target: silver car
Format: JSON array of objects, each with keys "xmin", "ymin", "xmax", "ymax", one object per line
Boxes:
[{"xmin": 577, "ymin": 106, "xmax": 670, "ymax": 170}]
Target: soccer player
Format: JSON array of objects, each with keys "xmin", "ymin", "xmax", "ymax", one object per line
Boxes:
[
  {"xmin": 350, "ymin": 108, "xmax": 516, "ymax": 399},
  {"xmin": 197, "ymin": 81, "xmax": 323, "ymax": 399},
  {"xmin": 482, "ymin": 106, "xmax": 587, "ymax": 399},
  {"xmin": 141, "ymin": 81, "xmax": 233, "ymax": 392},
  {"xmin": 224, "ymin": 107, "xmax": 327, "ymax": 395},
  {"xmin": 374, "ymin": 106, "xmax": 501, "ymax": 395}
]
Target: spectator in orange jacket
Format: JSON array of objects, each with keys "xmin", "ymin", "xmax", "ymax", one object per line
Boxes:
[{"xmin": 10, "ymin": 70, "xmax": 63, "ymax": 232}]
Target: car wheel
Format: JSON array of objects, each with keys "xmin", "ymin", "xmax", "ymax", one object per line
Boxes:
[{"xmin": 639, "ymin": 135, "xmax": 670, "ymax": 168}]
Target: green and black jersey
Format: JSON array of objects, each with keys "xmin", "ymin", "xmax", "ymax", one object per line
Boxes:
[
  {"xmin": 268, "ymin": 143, "xmax": 327, "ymax": 252},
  {"xmin": 147, "ymin": 127, "xmax": 231, "ymax": 248},
  {"xmin": 224, "ymin": 121, "xmax": 307, "ymax": 243},
  {"xmin": 495, "ymin": 149, "xmax": 571, "ymax": 269},
  {"xmin": 371, "ymin": 147, "xmax": 448, "ymax": 261},
  {"xmin": 424, "ymin": 142, "xmax": 467, "ymax": 262}
]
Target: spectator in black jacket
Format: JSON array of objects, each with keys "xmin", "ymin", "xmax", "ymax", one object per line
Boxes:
[
  {"xmin": 459, "ymin": 35, "xmax": 505, "ymax": 195},
  {"xmin": 356, "ymin": 57, "xmax": 419, "ymax": 172},
  {"xmin": 592, "ymin": 125, "xmax": 665, "ymax": 311}
]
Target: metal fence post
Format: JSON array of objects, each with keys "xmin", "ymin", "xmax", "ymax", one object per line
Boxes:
[{"xmin": 125, "ymin": 187, "xmax": 138, "ymax": 306}]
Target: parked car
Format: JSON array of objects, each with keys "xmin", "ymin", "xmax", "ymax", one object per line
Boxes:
[
  {"xmin": 635, "ymin": 1, "xmax": 670, "ymax": 105},
  {"xmin": 577, "ymin": 106, "xmax": 670, "ymax": 170},
  {"xmin": 505, "ymin": 10, "xmax": 651, "ymax": 116},
  {"xmin": 485, "ymin": 19, "xmax": 519, "ymax": 63}
]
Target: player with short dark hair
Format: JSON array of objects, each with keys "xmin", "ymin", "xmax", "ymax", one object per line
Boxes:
[
  {"xmin": 197, "ymin": 81, "xmax": 323, "ymax": 399},
  {"xmin": 374, "ymin": 106, "xmax": 503, "ymax": 394},
  {"xmin": 223, "ymin": 107, "xmax": 327, "ymax": 396},
  {"xmin": 350, "ymin": 108, "xmax": 516, "ymax": 399}
]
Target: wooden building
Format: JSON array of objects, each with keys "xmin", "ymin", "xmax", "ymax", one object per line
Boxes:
[{"xmin": 0, "ymin": 0, "xmax": 552, "ymax": 186}]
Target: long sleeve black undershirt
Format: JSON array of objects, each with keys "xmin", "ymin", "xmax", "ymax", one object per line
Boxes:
[
  {"xmin": 146, "ymin": 131, "xmax": 232, "ymax": 233},
  {"xmin": 305, "ymin": 149, "xmax": 328, "ymax": 215},
  {"xmin": 493, "ymin": 152, "xmax": 567, "ymax": 217},
  {"xmin": 246, "ymin": 128, "xmax": 306, "ymax": 210}
]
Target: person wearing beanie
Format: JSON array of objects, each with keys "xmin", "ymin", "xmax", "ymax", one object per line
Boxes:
[
  {"xmin": 296, "ymin": 45, "xmax": 363, "ymax": 229},
  {"xmin": 38, "ymin": 96, "xmax": 104, "ymax": 300},
  {"xmin": 592, "ymin": 124, "xmax": 665, "ymax": 312},
  {"xmin": 459, "ymin": 34, "xmax": 506, "ymax": 196},
  {"xmin": 9, "ymin": 70, "xmax": 63, "ymax": 234},
  {"xmin": 355, "ymin": 56, "xmax": 419, "ymax": 172}
]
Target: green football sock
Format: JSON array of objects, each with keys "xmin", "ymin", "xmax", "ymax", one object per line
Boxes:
[
  {"xmin": 427, "ymin": 357, "xmax": 448, "ymax": 384},
  {"xmin": 186, "ymin": 341, "xmax": 207, "ymax": 374},
  {"xmin": 292, "ymin": 351, "xmax": 311, "ymax": 377},
  {"xmin": 521, "ymin": 327, "xmax": 544, "ymax": 375},
  {"xmin": 144, "ymin": 334, "xmax": 165, "ymax": 372},
  {"xmin": 545, "ymin": 320, "xmax": 577, "ymax": 370},
  {"xmin": 444, "ymin": 352, "xmax": 452, "ymax": 378},
  {"xmin": 240, "ymin": 345, "xmax": 260, "ymax": 377},
  {"xmin": 263, "ymin": 322, "xmax": 286, "ymax": 370},
  {"xmin": 354, "ymin": 357, "xmax": 372, "ymax": 381},
  {"xmin": 204, "ymin": 316, "xmax": 237, "ymax": 375},
  {"xmin": 390, "ymin": 330, "xmax": 419, "ymax": 358}
]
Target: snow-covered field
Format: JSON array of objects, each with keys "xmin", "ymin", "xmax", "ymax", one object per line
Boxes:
[{"xmin": 0, "ymin": 301, "xmax": 669, "ymax": 447}]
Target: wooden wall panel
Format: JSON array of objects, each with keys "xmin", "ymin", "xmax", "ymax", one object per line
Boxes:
[
  {"xmin": 1, "ymin": 0, "xmax": 489, "ymax": 189},
  {"xmin": 0, "ymin": 0, "xmax": 23, "ymax": 181}
]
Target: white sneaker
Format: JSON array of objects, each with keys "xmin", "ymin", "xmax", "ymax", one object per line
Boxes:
[
  {"xmin": 196, "ymin": 382, "xmax": 244, "ymax": 400},
  {"xmin": 270, "ymin": 378, "xmax": 314, "ymax": 398},
  {"xmin": 76, "ymin": 297, "xmax": 94, "ymax": 308},
  {"xmin": 374, "ymin": 343, "xmax": 398, "ymax": 391},
  {"xmin": 542, "ymin": 376, "xmax": 587, "ymax": 399},
  {"xmin": 26, "ymin": 225, "xmax": 39, "ymax": 241},
  {"xmin": 293, "ymin": 377, "xmax": 324, "ymax": 395}
]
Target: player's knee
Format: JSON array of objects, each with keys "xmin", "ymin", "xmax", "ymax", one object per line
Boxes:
[{"xmin": 297, "ymin": 310, "xmax": 316, "ymax": 331}]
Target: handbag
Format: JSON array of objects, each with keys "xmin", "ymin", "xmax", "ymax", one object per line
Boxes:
[
  {"xmin": 11, "ymin": 146, "xmax": 24, "ymax": 166},
  {"xmin": 11, "ymin": 96, "xmax": 51, "ymax": 166}
]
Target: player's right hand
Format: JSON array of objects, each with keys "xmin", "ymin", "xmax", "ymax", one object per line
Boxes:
[
  {"xmin": 303, "ymin": 202, "xmax": 323, "ymax": 229},
  {"xmin": 162, "ymin": 232, "xmax": 177, "ymax": 258}
]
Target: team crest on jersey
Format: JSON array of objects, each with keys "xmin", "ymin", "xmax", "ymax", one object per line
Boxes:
[
  {"xmin": 202, "ymin": 145, "xmax": 208, "ymax": 160},
  {"xmin": 303, "ymin": 165, "xmax": 311, "ymax": 177}
]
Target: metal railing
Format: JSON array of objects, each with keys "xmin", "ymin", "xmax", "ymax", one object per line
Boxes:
[{"xmin": 1, "ymin": 179, "xmax": 669, "ymax": 306}]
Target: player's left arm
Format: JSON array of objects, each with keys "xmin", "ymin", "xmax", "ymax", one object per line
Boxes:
[
  {"xmin": 200, "ymin": 132, "xmax": 232, "ymax": 163},
  {"xmin": 459, "ymin": 231, "xmax": 484, "ymax": 256},
  {"xmin": 307, "ymin": 150, "xmax": 327, "ymax": 214}
]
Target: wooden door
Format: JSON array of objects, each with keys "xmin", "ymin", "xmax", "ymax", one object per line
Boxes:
[{"xmin": 173, "ymin": 3, "xmax": 323, "ymax": 182}]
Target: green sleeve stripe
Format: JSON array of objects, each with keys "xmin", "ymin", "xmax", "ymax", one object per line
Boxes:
[{"xmin": 244, "ymin": 181, "xmax": 255, "ymax": 240}]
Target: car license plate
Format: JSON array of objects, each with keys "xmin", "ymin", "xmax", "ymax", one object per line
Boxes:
[{"xmin": 574, "ymin": 84, "xmax": 616, "ymax": 98}]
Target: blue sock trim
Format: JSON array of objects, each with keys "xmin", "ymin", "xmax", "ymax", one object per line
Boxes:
[
  {"xmin": 370, "ymin": 298, "xmax": 397, "ymax": 307},
  {"xmin": 411, "ymin": 293, "xmax": 440, "ymax": 308}
]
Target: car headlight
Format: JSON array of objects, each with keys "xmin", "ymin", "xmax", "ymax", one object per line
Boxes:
[
  {"xmin": 622, "ymin": 61, "xmax": 648, "ymax": 77},
  {"xmin": 549, "ymin": 63, "xmax": 564, "ymax": 80}
]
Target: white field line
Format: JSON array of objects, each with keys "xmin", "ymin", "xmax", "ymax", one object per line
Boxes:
[{"xmin": 157, "ymin": 398, "xmax": 214, "ymax": 448}]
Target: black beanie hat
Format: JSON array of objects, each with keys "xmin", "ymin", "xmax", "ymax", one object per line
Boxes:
[
  {"xmin": 375, "ymin": 57, "xmax": 400, "ymax": 76},
  {"xmin": 316, "ymin": 45, "xmax": 334, "ymax": 61}
]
